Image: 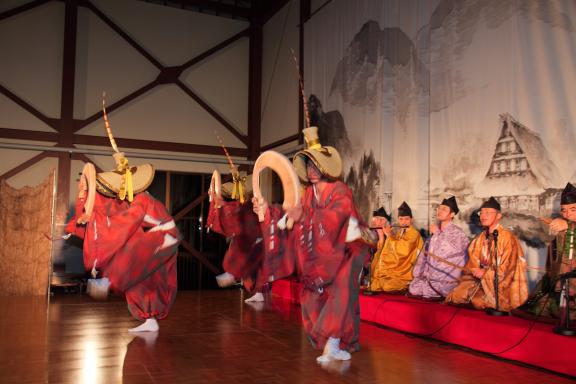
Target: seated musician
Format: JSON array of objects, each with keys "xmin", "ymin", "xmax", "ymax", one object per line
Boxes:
[
  {"xmin": 514, "ymin": 183, "xmax": 576, "ymax": 321},
  {"xmin": 370, "ymin": 202, "xmax": 424, "ymax": 293},
  {"xmin": 408, "ymin": 196, "xmax": 469, "ymax": 300},
  {"xmin": 446, "ymin": 197, "xmax": 528, "ymax": 311}
]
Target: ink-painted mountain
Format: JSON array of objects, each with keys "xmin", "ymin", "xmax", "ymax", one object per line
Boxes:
[
  {"xmin": 308, "ymin": 94, "xmax": 351, "ymax": 157},
  {"xmin": 416, "ymin": 0, "xmax": 574, "ymax": 112},
  {"xmin": 308, "ymin": 95, "xmax": 380, "ymax": 218},
  {"xmin": 345, "ymin": 151, "xmax": 381, "ymax": 220},
  {"xmin": 330, "ymin": 20, "xmax": 429, "ymax": 124}
]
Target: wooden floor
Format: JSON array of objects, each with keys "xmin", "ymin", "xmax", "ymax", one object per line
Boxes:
[{"xmin": 0, "ymin": 290, "xmax": 573, "ymax": 384}]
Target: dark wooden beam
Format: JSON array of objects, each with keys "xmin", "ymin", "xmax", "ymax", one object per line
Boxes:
[
  {"xmin": 0, "ymin": 0, "xmax": 50, "ymax": 22},
  {"xmin": 179, "ymin": 28, "xmax": 250, "ymax": 70},
  {"xmin": 56, "ymin": 152, "xmax": 72, "ymax": 213},
  {"xmin": 260, "ymin": 133, "xmax": 299, "ymax": 152},
  {"xmin": 71, "ymin": 153, "xmax": 103, "ymax": 172},
  {"xmin": 85, "ymin": 1, "xmax": 164, "ymax": 70},
  {"xmin": 154, "ymin": 28, "xmax": 249, "ymax": 82},
  {"xmin": 179, "ymin": 239, "xmax": 221, "ymax": 274},
  {"xmin": 308, "ymin": 0, "xmax": 334, "ymax": 20},
  {"xmin": 247, "ymin": 22, "xmax": 262, "ymax": 160},
  {"xmin": 172, "ymin": 193, "xmax": 206, "ymax": 222},
  {"xmin": 254, "ymin": 0, "xmax": 290, "ymax": 24},
  {"xmin": 0, "ymin": 151, "xmax": 54, "ymax": 180},
  {"xmin": 73, "ymin": 134, "xmax": 248, "ymax": 157},
  {"xmin": 175, "ymin": 80, "xmax": 248, "ymax": 145},
  {"xmin": 179, "ymin": 0, "xmax": 250, "ymax": 19},
  {"xmin": 301, "ymin": 0, "xmax": 311, "ymax": 22},
  {"xmin": 0, "ymin": 84, "xmax": 57, "ymax": 130},
  {"xmin": 72, "ymin": 6, "xmax": 250, "ymax": 149},
  {"xmin": 59, "ymin": 0, "xmax": 78, "ymax": 146},
  {"xmin": 0, "ymin": 128, "xmax": 248, "ymax": 157},
  {"xmin": 0, "ymin": 128, "xmax": 59, "ymax": 142},
  {"xmin": 55, "ymin": 0, "xmax": 79, "ymax": 233},
  {"xmin": 74, "ymin": 80, "xmax": 159, "ymax": 132},
  {"xmin": 298, "ymin": 0, "xmax": 310, "ymax": 142}
]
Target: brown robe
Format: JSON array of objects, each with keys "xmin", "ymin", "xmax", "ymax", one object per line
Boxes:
[{"xmin": 446, "ymin": 225, "xmax": 528, "ymax": 311}]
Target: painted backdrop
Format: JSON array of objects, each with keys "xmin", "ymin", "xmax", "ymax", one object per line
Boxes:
[{"xmin": 304, "ymin": 0, "xmax": 576, "ymax": 285}]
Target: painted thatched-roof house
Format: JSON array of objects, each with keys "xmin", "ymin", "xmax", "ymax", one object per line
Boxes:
[{"xmin": 476, "ymin": 113, "xmax": 562, "ymax": 214}]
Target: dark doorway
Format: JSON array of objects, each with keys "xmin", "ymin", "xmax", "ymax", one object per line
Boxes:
[{"xmin": 148, "ymin": 171, "xmax": 228, "ymax": 290}]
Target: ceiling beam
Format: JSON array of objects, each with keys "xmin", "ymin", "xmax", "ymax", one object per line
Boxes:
[
  {"xmin": 260, "ymin": 133, "xmax": 299, "ymax": 151},
  {"xmin": 0, "ymin": 128, "xmax": 248, "ymax": 157},
  {"xmin": 162, "ymin": 0, "xmax": 250, "ymax": 19},
  {"xmin": 0, "ymin": 0, "xmax": 50, "ymax": 22},
  {"xmin": 73, "ymin": 134, "xmax": 248, "ymax": 157},
  {"xmin": 253, "ymin": 0, "xmax": 290, "ymax": 24},
  {"xmin": 74, "ymin": 81, "xmax": 159, "ymax": 132},
  {"xmin": 175, "ymin": 81, "xmax": 248, "ymax": 145},
  {"xmin": 0, "ymin": 151, "xmax": 54, "ymax": 181},
  {"xmin": 179, "ymin": 28, "xmax": 249, "ymax": 70},
  {"xmin": 0, "ymin": 128, "xmax": 59, "ymax": 142},
  {"xmin": 247, "ymin": 22, "xmax": 262, "ymax": 160},
  {"xmin": 0, "ymin": 84, "xmax": 57, "ymax": 130},
  {"xmin": 85, "ymin": 1, "xmax": 164, "ymax": 69}
]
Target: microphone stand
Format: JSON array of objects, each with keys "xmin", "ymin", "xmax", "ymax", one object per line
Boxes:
[
  {"xmin": 553, "ymin": 270, "xmax": 576, "ymax": 336},
  {"xmin": 486, "ymin": 229, "xmax": 509, "ymax": 316}
]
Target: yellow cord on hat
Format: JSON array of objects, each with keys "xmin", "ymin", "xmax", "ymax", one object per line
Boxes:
[
  {"xmin": 231, "ymin": 173, "xmax": 247, "ymax": 203},
  {"xmin": 116, "ymin": 155, "xmax": 134, "ymax": 202},
  {"xmin": 305, "ymin": 136, "xmax": 322, "ymax": 149}
]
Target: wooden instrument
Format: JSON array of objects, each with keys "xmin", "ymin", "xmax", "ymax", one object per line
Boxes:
[
  {"xmin": 77, "ymin": 162, "xmax": 96, "ymax": 224},
  {"xmin": 209, "ymin": 170, "xmax": 221, "ymax": 206},
  {"xmin": 252, "ymin": 150, "xmax": 301, "ymax": 229}
]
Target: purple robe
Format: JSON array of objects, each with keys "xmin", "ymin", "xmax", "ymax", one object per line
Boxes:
[{"xmin": 408, "ymin": 222, "xmax": 469, "ymax": 298}]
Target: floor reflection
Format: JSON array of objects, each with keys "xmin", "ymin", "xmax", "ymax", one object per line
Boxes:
[
  {"xmin": 0, "ymin": 291, "xmax": 571, "ymax": 384},
  {"xmin": 0, "ymin": 296, "xmax": 48, "ymax": 383},
  {"xmin": 48, "ymin": 295, "xmax": 131, "ymax": 383}
]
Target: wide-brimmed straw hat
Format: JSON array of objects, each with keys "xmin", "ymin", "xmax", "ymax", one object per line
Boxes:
[
  {"xmin": 292, "ymin": 126, "xmax": 342, "ymax": 182},
  {"xmin": 96, "ymin": 96, "xmax": 154, "ymax": 201},
  {"xmin": 220, "ymin": 173, "xmax": 253, "ymax": 200},
  {"xmin": 96, "ymin": 152, "xmax": 155, "ymax": 199}
]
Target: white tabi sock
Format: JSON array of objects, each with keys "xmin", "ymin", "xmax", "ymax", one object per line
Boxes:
[
  {"xmin": 215, "ymin": 272, "xmax": 236, "ymax": 287},
  {"xmin": 316, "ymin": 337, "xmax": 351, "ymax": 362},
  {"xmin": 128, "ymin": 318, "xmax": 159, "ymax": 333},
  {"xmin": 244, "ymin": 292, "xmax": 264, "ymax": 303}
]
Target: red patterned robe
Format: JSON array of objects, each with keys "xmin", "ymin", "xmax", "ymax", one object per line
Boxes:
[
  {"xmin": 262, "ymin": 181, "xmax": 370, "ymax": 352},
  {"xmin": 66, "ymin": 192, "xmax": 179, "ymax": 320},
  {"xmin": 206, "ymin": 199, "xmax": 267, "ymax": 293}
]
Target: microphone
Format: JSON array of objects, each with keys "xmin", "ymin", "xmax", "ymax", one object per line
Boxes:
[{"xmin": 485, "ymin": 227, "xmax": 507, "ymax": 316}]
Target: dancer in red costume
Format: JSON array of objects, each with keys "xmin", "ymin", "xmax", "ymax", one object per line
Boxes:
[
  {"xmin": 66, "ymin": 106, "xmax": 179, "ymax": 332},
  {"xmin": 66, "ymin": 164, "xmax": 179, "ymax": 332},
  {"xmin": 253, "ymin": 127, "xmax": 372, "ymax": 362},
  {"xmin": 207, "ymin": 184, "xmax": 268, "ymax": 302}
]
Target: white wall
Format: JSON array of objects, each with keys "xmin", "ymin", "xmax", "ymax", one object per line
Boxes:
[
  {"xmin": 260, "ymin": 0, "xmax": 300, "ymax": 147},
  {"xmin": 0, "ymin": 0, "xmax": 250, "ymax": 190}
]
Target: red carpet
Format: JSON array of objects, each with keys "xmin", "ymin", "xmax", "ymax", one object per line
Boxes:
[{"xmin": 272, "ymin": 279, "xmax": 576, "ymax": 377}]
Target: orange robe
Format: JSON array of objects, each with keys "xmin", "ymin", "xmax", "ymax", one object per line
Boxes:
[
  {"xmin": 446, "ymin": 225, "xmax": 528, "ymax": 311},
  {"xmin": 370, "ymin": 225, "xmax": 423, "ymax": 292}
]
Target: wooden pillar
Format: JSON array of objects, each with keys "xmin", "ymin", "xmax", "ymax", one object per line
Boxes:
[
  {"xmin": 54, "ymin": 0, "xmax": 78, "ymax": 269},
  {"xmin": 298, "ymin": 0, "xmax": 311, "ymax": 142},
  {"xmin": 165, "ymin": 171, "xmax": 172, "ymax": 211},
  {"xmin": 247, "ymin": 22, "xmax": 263, "ymax": 160}
]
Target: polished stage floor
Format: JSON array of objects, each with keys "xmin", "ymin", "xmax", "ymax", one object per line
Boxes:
[{"xmin": 0, "ymin": 290, "xmax": 572, "ymax": 384}]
